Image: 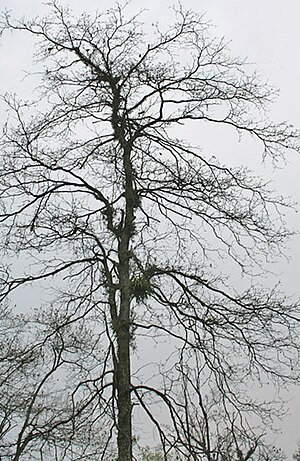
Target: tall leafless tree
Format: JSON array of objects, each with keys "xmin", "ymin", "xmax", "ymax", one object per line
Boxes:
[{"xmin": 0, "ymin": 2, "xmax": 299, "ymax": 460}]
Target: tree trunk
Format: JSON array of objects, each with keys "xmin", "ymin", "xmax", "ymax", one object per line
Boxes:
[
  {"xmin": 115, "ymin": 220, "xmax": 133, "ymax": 460},
  {"xmin": 109, "ymin": 77, "xmax": 135, "ymax": 460},
  {"xmin": 116, "ymin": 291, "xmax": 132, "ymax": 461},
  {"xmin": 115, "ymin": 142, "xmax": 135, "ymax": 460}
]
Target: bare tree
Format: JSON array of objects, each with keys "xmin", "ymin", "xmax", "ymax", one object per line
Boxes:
[
  {"xmin": 0, "ymin": 304, "xmax": 117, "ymax": 460},
  {"xmin": 293, "ymin": 443, "xmax": 300, "ymax": 461},
  {"xmin": 0, "ymin": 2, "xmax": 299, "ymax": 460}
]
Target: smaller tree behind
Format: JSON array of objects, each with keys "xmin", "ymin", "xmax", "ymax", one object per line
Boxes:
[
  {"xmin": 0, "ymin": 304, "xmax": 116, "ymax": 460},
  {"xmin": 293, "ymin": 444, "xmax": 300, "ymax": 461}
]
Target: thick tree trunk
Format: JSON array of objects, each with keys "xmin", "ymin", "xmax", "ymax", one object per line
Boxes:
[
  {"xmin": 116, "ymin": 150, "xmax": 135, "ymax": 460},
  {"xmin": 115, "ymin": 225, "xmax": 133, "ymax": 461},
  {"xmin": 116, "ymin": 293, "xmax": 132, "ymax": 461},
  {"xmin": 110, "ymin": 80, "xmax": 135, "ymax": 461}
]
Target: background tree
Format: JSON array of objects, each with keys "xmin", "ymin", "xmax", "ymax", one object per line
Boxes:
[
  {"xmin": 0, "ymin": 304, "xmax": 117, "ymax": 460},
  {"xmin": 293, "ymin": 443, "xmax": 300, "ymax": 461},
  {"xmin": 0, "ymin": 2, "xmax": 300, "ymax": 460}
]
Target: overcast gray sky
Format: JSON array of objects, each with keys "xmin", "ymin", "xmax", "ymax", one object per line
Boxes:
[{"xmin": 1, "ymin": 0, "xmax": 300, "ymax": 458}]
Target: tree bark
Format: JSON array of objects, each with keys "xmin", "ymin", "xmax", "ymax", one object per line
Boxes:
[
  {"xmin": 115, "ymin": 197, "xmax": 134, "ymax": 460},
  {"xmin": 112, "ymin": 85, "xmax": 135, "ymax": 459},
  {"xmin": 115, "ymin": 267, "xmax": 132, "ymax": 461}
]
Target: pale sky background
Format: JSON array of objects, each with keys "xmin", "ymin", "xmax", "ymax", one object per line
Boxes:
[{"xmin": 1, "ymin": 0, "xmax": 300, "ymax": 458}]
